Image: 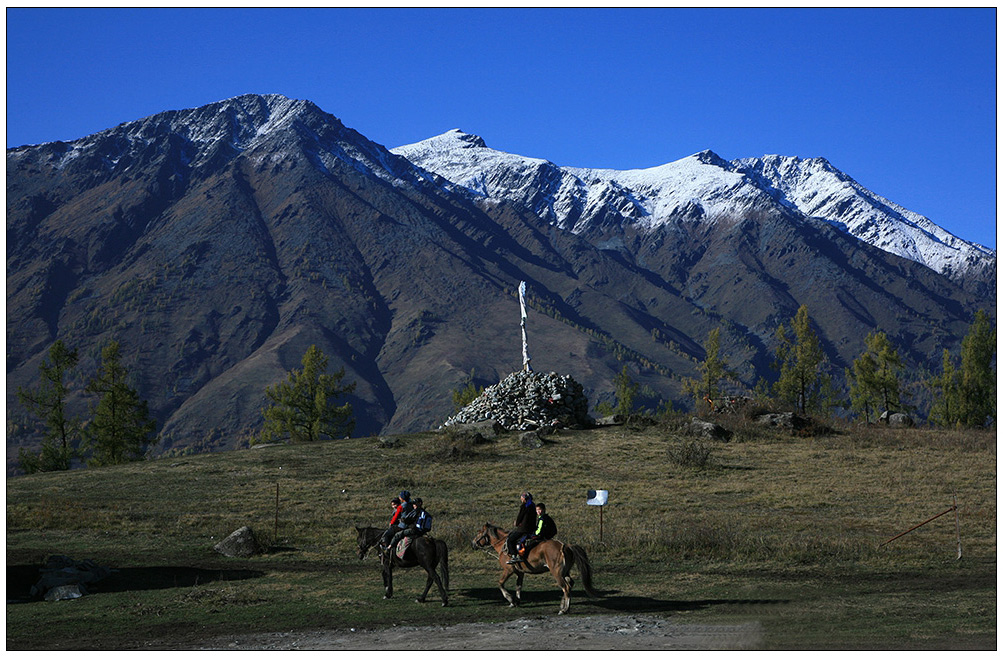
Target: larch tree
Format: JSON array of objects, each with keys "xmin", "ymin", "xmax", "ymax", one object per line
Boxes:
[
  {"xmin": 16, "ymin": 340, "xmax": 80, "ymax": 473},
  {"xmin": 83, "ymin": 341, "xmax": 158, "ymax": 466},
  {"xmin": 261, "ymin": 345, "xmax": 356, "ymax": 442},
  {"xmin": 772, "ymin": 305, "xmax": 832, "ymax": 416}
]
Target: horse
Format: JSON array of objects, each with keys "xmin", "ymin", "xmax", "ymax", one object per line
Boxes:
[
  {"xmin": 355, "ymin": 526, "xmax": 450, "ymax": 604},
  {"xmin": 471, "ymin": 522, "xmax": 598, "ymax": 614}
]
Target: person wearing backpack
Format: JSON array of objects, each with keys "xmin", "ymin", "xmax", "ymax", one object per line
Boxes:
[
  {"xmin": 389, "ymin": 497, "xmax": 431, "ymax": 556},
  {"xmin": 521, "ymin": 502, "xmax": 557, "ymax": 556}
]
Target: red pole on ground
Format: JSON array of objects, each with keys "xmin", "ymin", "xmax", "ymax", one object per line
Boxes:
[{"xmin": 880, "ymin": 505, "xmax": 957, "ymax": 548}]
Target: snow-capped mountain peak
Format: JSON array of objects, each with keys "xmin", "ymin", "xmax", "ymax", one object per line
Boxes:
[{"xmin": 394, "ymin": 132, "xmax": 994, "ymax": 284}]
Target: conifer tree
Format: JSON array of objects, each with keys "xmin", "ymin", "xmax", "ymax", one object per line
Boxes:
[
  {"xmin": 83, "ymin": 341, "xmax": 158, "ymax": 466},
  {"xmin": 928, "ymin": 348, "xmax": 961, "ymax": 428},
  {"xmin": 683, "ymin": 327, "xmax": 734, "ymax": 413},
  {"xmin": 613, "ymin": 365, "xmax": 639, "ymax": 417},
  {"xmin": 847, "ymin": 330, "xmax": 902, "ymax": 423},
  {"xmin": 261, "ymin": 345, "xmax": 355, "ymax": 442},
  {"xmin": 16, "ymin": 340, "xmax": 80, "ymax": 473},
  {"xmin": 772, "ymin": 305, "xmax": 832, "ymax": 415},
  {"xmin": 958, "ymin": 309, "xmax": 996, "ymax": 427}
]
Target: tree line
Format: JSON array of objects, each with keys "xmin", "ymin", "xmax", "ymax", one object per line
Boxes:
[
  {"xmin": 16, "ymin": 340, "xmax": 158, "ymax": 474},
  {"xmin": 16, "ymin": 340, "xmax": 357, "ymax": 475},
  {"xmin": 679, "ymin": 305, "xmax": 995, "ymax": 427}
]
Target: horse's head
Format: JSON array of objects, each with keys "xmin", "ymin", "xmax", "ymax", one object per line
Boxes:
[
  {"xmin": 471, "ymin": 523, "xmax": 502, "ymax": 550},
  {"xmin": 356, "ymin": 526, "xmax": 376, "ymax": 560}
]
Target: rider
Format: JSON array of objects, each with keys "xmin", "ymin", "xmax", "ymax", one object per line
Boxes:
[
  {"xmin": 521, "ymin": 502, "xmax": 557, "ymax": 556},
  {"xmin": 388, "ymin": 497, "xmax": 432, "ymax": 555},
  {"xmin": 380, "ymin": 491, "xmax": 413, "ymax": 553},
  {"xmin": 506, "ymin": 491, "xmax": 537, "ymax": 564}
]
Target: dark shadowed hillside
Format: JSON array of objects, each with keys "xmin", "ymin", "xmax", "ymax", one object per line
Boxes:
[{"xmin": 6, "ymin": 94, "xmax": 994, "ymax": 470}]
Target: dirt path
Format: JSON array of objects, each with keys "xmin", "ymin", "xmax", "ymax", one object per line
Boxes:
[{"xmin": 195, "ymin": 615, "xmax": 763, "ymax": 650}]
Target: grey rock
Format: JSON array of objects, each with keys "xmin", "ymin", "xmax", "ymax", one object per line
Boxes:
[
  {"xmin": 214, "ymin": 526, "xmax": 264, "ymax": 558},
  {"xmin": 685, "ymin": 418, "xmax": 732, "ymax": 442},
  {"xmin": 518, "ymin": 431, "xmax": 544, "ymax": 449},
  {"xmin": 44, "ymin": 584, "xmax": 85, "ymax": 602}
]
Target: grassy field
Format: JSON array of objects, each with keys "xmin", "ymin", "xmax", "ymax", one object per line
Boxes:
[{"xmin": 6, "ymin": 417, "xmax": 996, "ymax": 650}]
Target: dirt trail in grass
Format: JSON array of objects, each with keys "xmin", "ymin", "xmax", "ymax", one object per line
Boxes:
[{"xmin": 194, "ymin": 615, "xmax": 763, "ymax": 650}]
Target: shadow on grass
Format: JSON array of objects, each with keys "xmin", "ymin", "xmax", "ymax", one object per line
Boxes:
[
  {"xmin": 7, "ymin": 565, "xmax": 265, "ymax": 602},
  {"xmin": 458, "ymin": 586, "xmax": 789, "ymax": 613}
]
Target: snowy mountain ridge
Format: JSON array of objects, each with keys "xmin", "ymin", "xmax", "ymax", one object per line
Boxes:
[{"xmin": 393, "ymin": 130, "xmax": 994, "ymax": 283}]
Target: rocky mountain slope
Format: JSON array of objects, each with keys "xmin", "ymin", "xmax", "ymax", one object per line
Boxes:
[
  {"xmin": 394, "ymin": 130, "xmax": 995, "ymax": 292},
  {"xmin": 6, "ymin": 94, "xmax": 994, "ymax": 470}
]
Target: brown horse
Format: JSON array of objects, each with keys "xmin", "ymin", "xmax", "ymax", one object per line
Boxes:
[
  {"xmin": 472, "ymin": 523, "xmax": 597, "ymax": 614},
  {"xmin": 355, "ymin": 526, "xmax": 450, "ymax": 603}
]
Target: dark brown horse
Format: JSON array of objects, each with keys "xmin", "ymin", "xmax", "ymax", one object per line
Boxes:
[
  {"xmin": 472, "ymin": 523, "xmax": 597, "ymax": 614},
  {"xmin": 355, "ymin": 526, "xmax": 450, "ymax": 603}
]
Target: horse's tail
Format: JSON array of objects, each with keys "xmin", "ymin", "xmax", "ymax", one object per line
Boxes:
[
  {"xmin": 437, "ymin": 539, "xmax": 450, "ymax": 591},
  {"xmin": 568, "ymin": 544, "xmax": 599, "ymax": 598}
]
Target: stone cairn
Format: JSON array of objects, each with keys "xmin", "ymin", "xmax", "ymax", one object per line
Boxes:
[{"xmin": 444, "ymin": 370, "xmax": 592, "ymax": 431}]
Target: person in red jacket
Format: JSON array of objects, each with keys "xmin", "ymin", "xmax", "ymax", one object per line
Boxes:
[{"xmin": 380, "ymin": 491, "xmax": 412, "ymax": 552}]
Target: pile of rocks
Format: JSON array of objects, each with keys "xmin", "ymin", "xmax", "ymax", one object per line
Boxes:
[{"xmin": 444, "ymin": 370, "xmax": 592, "ymax": 431}]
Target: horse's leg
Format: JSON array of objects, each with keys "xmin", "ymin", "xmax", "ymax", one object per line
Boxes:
[
  {"xmin": 382, "ymin": 561, "xmax": 394, "ymax": 599},
  {"xmin": 429, "ymin": 566, "xmax": 448, "ymax": 606},
  {"xmin": 498, "ymin": 565, "xmax": 518, "ymax": 607},
  {"xmin": 515, "ymin": 571, "xmax": 524, "ymax": 602},
  {"xmin": 551, "ymin": 559, "xmax": 572, "ymax": 614}
]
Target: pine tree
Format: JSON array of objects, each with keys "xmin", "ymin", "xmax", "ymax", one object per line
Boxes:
[
  {"xmin": 83, "ymin": 341, "xmax": 158, "ymax": 466},
  {"xmin": 847, "ymin": 353, "xmax": 877, "ymax": 424},
  {"xmin": 772, "ymin": 305, "xmax": 831, "ymax": 415},
  {"xmin": 928, "ymin": 348, "xmax": 961, "ymax": 428},
  {"xmin": 16, "ymin": 340, "xmax": 80, "ymax": 473},
  {"xmin": 613, "ymin": 365, "xmax": 639, "ymax": 417},
  {"xmin": 958, "ymin": 309, "xmax": 996, "ymax": 427},
  {"xmin": 261, "ymin": 345, "xmax": 355, "ymax": 442},
  {"xmin": 848, "ymin": 330, "xmax": 902, "ymax": 423},
  {"xmin": 683, "ymin": 327, "xmax": 734, "ymax": 413},
  {"xmin": 451, "ymin": 369, "xmax": 485, "ymax": 412}
]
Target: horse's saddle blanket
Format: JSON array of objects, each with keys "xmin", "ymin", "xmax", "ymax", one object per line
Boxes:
[{"xmin": 396, "ymin": 536, "xmax": 412, "ymax": 559}]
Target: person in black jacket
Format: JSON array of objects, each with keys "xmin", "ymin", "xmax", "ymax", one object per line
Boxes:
[
  {"xmin": 525, "ymin": 502, "xmax": 557, "ymax": 549},
  {"xmin": 506, "ymin": 492, "xmax": 537, "ymax": 564}
]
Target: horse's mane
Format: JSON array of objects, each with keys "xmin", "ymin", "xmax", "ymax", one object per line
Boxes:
[{"xmin": 484, "ymin": 523, "xmax": 506, "ymax": 540}]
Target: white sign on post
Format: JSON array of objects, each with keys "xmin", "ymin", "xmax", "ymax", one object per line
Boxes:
[{"xmin": 586, "ymin": 489, "xmax": 608, "ymax": 506}]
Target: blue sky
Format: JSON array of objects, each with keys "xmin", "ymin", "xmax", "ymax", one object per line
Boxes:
[{"xmin": 6, "ymin": 8, "xmax": 997, "ymax": 249}]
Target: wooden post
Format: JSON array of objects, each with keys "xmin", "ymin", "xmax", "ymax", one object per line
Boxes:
[
  {"xmin": 599, "ymin": 505, "xmax": 604, "ymax": 543},
  {"xmin": 954, "ymin": 493, "xmax": 962, "ymax": 560},
  {"xmin": 274, "ymin": 482, "xmax": 280, "ymax": 545}
]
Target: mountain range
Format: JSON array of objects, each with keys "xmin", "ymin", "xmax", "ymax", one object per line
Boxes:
[{"xmin": 6, "ymin": 94, "xmax": 995, "ymax": 470}]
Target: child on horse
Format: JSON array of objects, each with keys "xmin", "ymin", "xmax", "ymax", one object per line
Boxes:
[
  {"xmin": 388, "ymin": 497, "xmax": 432, "ymax": 556},
  {"xmin": 521, "ymin": 502, "xmax": 557, "ymax": 556},
  {"xmin": 380, "ymin": 490, "xmax": 413, "ymax": 554}
]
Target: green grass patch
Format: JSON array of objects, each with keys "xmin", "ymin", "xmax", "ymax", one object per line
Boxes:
[{"xmin": 6, "ymin": 422, "xmax": 996, "ymax": 649}]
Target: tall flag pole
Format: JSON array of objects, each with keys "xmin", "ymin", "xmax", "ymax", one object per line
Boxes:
[{"xmin": 519, "ymin": 281, "xmax": 531, "ymax": 372}]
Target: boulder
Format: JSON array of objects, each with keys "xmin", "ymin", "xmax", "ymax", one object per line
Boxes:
[
  {"xmin": 214, "ymin": 526, "xmax": 264, "ymax": 558},
  {"xmin": 45, "ymin": 584, "xmax": 84, "ymax": 602},
  {"xmin": 880, "ymin": 411, "xmax": 914, "ymax": 428},
  {"xmin": 754, "ymin": 412, "xmax": 809, "ymax": 431},
  {"xmin": 445, "ymin": 420, "xmax": 505, "ymax": 443},
  {"xmin": 685, "ymin": 418, "xmax": 732, "ymax": 442},
  {"xmin": 518, "ymin": 430, "xmax": 544, "ymax": 449}
]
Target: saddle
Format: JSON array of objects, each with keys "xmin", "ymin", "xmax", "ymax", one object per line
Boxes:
[{"xmin": 395, "ymin": 536, "xmax": 412, "ymax": 559}]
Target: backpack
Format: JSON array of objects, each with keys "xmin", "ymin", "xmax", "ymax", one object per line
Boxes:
[{"xmin": 416, "ymin": 509, "xmax": 432, "ymax": 533}]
